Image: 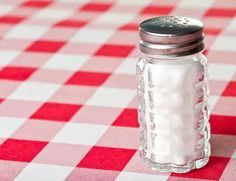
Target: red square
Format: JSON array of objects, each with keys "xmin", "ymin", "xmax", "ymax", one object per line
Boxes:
[
  {"xmin": 55, "ymin": 20, "xmax": 87, "ymax": 28},
  {"xmin": 26, "ymin": 41, "xmax": 65, "ymax": 53},
  {"xmin": 170, "ymin": 156, "xmax": 230, "ymax": 180},
  {"xmin": 210, "ymin": 114, "xmax": 236, "ymax": 135},
  {"xmin": 21, "ymin": 1, "xmax": 51, "ymax": 8},
  {"xmin": 203, "ymin": 49, "xmax": 208, "ymax": 56},
  {"xmin": 80, "ymin": 2, "xmax": 111, "ymax": 12},
  {"xmin": 204, "ymin": 28, "xmax": 222, "ymax": 35},
  {"xmin": 204, "ymin": 8, "xmax": 236, "ymax": 17},
  {"xmin": 119, "ymin": 23, "xmax": 138, "ymax": 31},
  {"xmin": 66, "ymin": 71, "xmax": 110, "ymax": 86},
  {"xmin": 31, "ymin": 102, "xmax": 81, "ymax": 122},
  {"xmin": 141, "ymin": 5, "xmax": 173, "ymax": 15},
  {"xmin": 95, "ymin": 44, "xmax": 134, "ymax": 57},
  {"xmin": 78, "ymin": 146, "xmax": 136, "ymax": 171},
  {"xmin": 0, "ymin": 16, "xmax": 25, "ymax": 24},
  {"xmin": 0, "ymin": 98, "xmax": 4, "ymax": 103},
  {"xmin": 112, "ymin": 109, "xmax": 139, "ymax": 128},
  {"xmin": 0, "ymin": 139, "xmax": 47, "ymax": 162},
  {"xmin": 222, "ymin": 81, "xmax": 236, "ymax": 97},
  {"xmin": 0, "ymin": 66, "xmax": 36, "ymax": 81}
]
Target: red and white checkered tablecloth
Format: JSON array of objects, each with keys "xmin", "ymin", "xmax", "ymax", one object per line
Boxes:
[{"xmin": 0, "ymin": 0, "xmax": 235, "ymax": 180}]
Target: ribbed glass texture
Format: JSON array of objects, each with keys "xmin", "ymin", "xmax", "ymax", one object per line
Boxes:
[{"xmin": 136, "ymin": 53, "xmax": 210, "ymax": 173}]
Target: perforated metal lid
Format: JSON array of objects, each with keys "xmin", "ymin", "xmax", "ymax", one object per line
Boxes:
[{"xmin": 139, "ymin": 16, "xmax": 205, "ymax": 56}]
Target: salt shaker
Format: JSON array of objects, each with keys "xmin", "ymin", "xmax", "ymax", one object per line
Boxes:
[{"xmin": 137, "ymin": 16, "xmax": 210, "ymax": 173}]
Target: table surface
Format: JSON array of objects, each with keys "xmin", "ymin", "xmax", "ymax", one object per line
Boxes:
[{"xmin": 0, "ymin": 0, "xmax": 235, "ymax": 180}]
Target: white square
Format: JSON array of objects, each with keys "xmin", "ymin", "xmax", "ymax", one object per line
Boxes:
[
  {"xmin": 86, "ymin": 87, "xmax": 136, "ymax": 108},
  {"xmin": 33, "ymin": 9, "xmax": 73, "ymax": 20},
  {"xmin": 15, "ymin": 163, "xmax": 73, "ymax": 181},
  {"xmin": 211, "ymin": 36, "xmax": 236, "ymax": 51},
  {"xmin": 115, "ymin": 58, "xmax": 136, "ymax": 75},
  {"xmin": 208, "ymin": 63, "xmax": 236, "ymax": 81},
  {"xmin": 43, "ymin": 54, "xmax": 89, "ymax": 70},
  {"xmin": 0, "ymin": 4, "xmax": 15, "ymax": 16},
  {"xmin": 208, "ymin": 95, "xmax": 220, "ymax": 112},
  {"xmin": 178, "ymin": 0, "xmax": 214, "ymax": 7},
  {"xmin": 116, "ymin": 171, "xmax": 168, "ymax": 181},
  {"xmin": 52, "ymin": 122, "xmax": 108, "ymax": 145},
  {"xmin": 9, "ymin": 82, "xmax": 60, "ymax": 101},
  {"xmin": 0, "ymin": 117, "xmax": 25, "ymax": 138},
  {"xmin": 227, "ymin": 18, "xmax": 236, "ymax": 30},
  {"xmin": 96, "ymin": 12, "xmax": 136, "ymax": 25},
  {"xmin": 232, "ymin": 150, "xmax": 236, "ymax": 158},
  {"xmin": 5, "ymin": 25, "xmax": 49, "ymax": 40},
  {"xmin": 0, "ymin": 50, "xmax": 20, "ymax": 66},
  {"xmin": 71, "ymin": 28, "xmax": 114, "ymax": 44},
  {"xmin": 116, "ymin": 0, "xmax": 152, "ymax": 5},
  {"xmin": 57, "ymin": 0, "xmax": 89, "ymax": 3}
]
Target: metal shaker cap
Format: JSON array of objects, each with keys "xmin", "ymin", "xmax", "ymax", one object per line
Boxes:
[{"xmin": 139, "ymin": 16, "xmax": 205, "ymax": 57}]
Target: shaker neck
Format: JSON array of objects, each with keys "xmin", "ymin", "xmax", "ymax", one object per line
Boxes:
[{"xmin": 141, "ymin": 52, "xmax": 204, "ymax": 62}]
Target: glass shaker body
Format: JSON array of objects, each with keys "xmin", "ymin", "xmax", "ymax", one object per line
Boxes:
[
  {"xmin": 137, "ymin": 16, "xmax": 211, "ymax": 173},
  {"xmin": 137, "ymin": 52, "xmax": 210, "ymax": 173}
]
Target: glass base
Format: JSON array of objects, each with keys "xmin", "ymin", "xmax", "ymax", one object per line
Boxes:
[{"xmin": 139, "ymin": 144, "xmax": 210, "ymax": 173}]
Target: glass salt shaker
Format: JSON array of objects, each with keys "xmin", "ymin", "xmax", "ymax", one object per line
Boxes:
[{"xmin": 137, "ymin": 16, "xmax": 210, "ymax": 173}]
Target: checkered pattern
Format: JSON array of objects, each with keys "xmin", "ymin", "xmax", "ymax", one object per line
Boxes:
[{"xmin": 0, "ymin": 0, "xmax": 235, "ymax": 180}]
